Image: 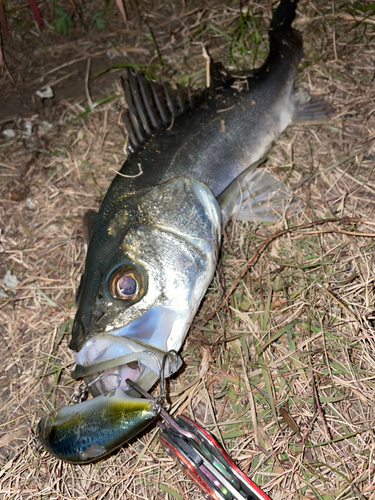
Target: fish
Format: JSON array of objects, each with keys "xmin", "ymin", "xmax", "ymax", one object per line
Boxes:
[{"xmin": 68, "ymin": 0, "xmax": 331, "ymax": 399}]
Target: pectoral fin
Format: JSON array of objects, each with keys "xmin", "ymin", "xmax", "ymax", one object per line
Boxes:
[
  {"xmin": 218, "ymin": 162, "xmax": 301, "ymax": 224},
  {"xmin": 293, "ymin": 93, "xmax": 333, "ymax": 124}
]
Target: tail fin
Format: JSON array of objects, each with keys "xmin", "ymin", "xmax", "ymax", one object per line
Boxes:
[
  {"xmin": 262, "ymin": 0, "xmax": 302, "ymax": 73},
  {"xmin": 270, "ymin": 0, "xmax": 298, "ymax": 32}
]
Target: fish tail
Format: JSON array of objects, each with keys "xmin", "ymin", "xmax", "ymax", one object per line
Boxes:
[
  {"xmin": 270, "ymin": 0, "xmax": 298, "ymax": 32},
  {"xmin": 265, "ymin": 0, "xmax": 302, "ymax": 70}
]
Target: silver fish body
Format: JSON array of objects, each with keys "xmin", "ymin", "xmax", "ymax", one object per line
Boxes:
[{"xmin": 68, "ymin": 0, "xmax": 328, "ymax": 397}]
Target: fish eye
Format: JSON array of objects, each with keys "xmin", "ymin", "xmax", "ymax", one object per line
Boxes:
[
  {"xmin": 109, "ymin": 267, "xmax": 144, "ymax": 301},
  {"xmin": 118, "ymin": 275, "xmax": 136, "ymax": 296}
]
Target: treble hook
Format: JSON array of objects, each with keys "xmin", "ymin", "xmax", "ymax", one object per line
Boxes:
[
  {"xmin": 142, "ymin": 350, "xmax": 162, "ymax": 374},
  {"xmin": 73, "ymin": 370, "xmax": 122, "ymax": 404},
  {"xmin": 124, "ymin": 349, "xmax": 179, "ymax": 406},
  {"xmin": 159, "ymin": 350, "xmax": 179, "ymax": 405},
  {"xmin": 88, "ymin": 370, "xmax": 122, "ymax": 388},
  {"xmin": 125, "ymin": 352, "xmax": 200, "ymax": 446}
]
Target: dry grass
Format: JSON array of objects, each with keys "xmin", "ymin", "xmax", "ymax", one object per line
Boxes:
[{"xmin": 1, "ymin": 1, "xmax": 375, "ymax": 499}]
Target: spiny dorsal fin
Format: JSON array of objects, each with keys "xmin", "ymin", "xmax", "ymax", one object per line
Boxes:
[{"xmin": 118, "ymin": 69, "xmax": 195, "ymax": 152}]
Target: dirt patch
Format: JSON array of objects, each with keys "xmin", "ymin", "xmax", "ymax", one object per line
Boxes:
[{"xmin": 0, "ymin": 0, "xmax": 231, "ymax": 123}]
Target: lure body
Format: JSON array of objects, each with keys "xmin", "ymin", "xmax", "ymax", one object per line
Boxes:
[{"xmin": 37, "ymin": 388, "xmax": 160, "ymax": 463}]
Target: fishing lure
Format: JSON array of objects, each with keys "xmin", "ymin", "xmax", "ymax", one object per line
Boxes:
[
  {"xmin": 37, "ymin": 385, "xmax": 160, "ymax": 463},
  {"xmin": 37, "ymin": 351, "xmax": 178, "ymax": 462},
  {"xmin": 38, "ymin": 353, "xmax": 272, "ymax": 499}
]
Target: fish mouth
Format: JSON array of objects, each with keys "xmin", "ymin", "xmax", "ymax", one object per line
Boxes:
[
  {"xmin": 72, "ymin": 304, "xmax": 191, "ymax": 396},
  {"xmin": 72, "ymin": 333, "xmax": 182, "ymax": 397}
]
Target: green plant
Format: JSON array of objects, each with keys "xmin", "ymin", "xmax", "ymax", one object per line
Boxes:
[
  {"xmin": 90, "ymin": 11, "xmax": 106, "ymax": 31},
  {"xmin": 53, "ymin": 6, "xmax": 73, "ymax": 36}
]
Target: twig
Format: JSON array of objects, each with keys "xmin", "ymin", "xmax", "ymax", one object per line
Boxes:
[
  {"xmin": 85, "ymin": 58, "xmax": 93, "ymax": 108},
  {"xmin": 202, "ymin": 44, "xmax": 210, "ymax": 88},
  {"xmin": 111, "ymin": 162, "xmax": 143, "ymax": 178}
]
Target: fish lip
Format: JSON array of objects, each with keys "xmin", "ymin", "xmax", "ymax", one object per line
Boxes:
[
  {"xmin": 70, "ymin": 316, "xmax": 88, "ymax": 352},
  {"xmin": 72, "ymin": 334, "xmax": 182, "ymax": 396}
]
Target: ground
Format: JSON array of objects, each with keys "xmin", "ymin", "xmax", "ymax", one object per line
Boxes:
[{"xmin": 1, "ymin": 1, "xmax": 375, "ymax": 499}]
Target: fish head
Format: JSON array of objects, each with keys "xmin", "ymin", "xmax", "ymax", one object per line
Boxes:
[{"xmin": 70, "ymin": 176, "xmax": 221, "ymax": 396}]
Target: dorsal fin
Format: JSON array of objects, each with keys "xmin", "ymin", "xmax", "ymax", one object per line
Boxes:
[{"xmin": 118, "ymin": 69, "xmax": 195, "ymax": 152}]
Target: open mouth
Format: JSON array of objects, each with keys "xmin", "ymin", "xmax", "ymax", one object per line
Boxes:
[
  {"xmin": 72, "ymin": 305, "xmax": 189, "ymax": 396},
  {"xmin": 72, "ymin": 334, "xmax": 182, "ymax": 397}
]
